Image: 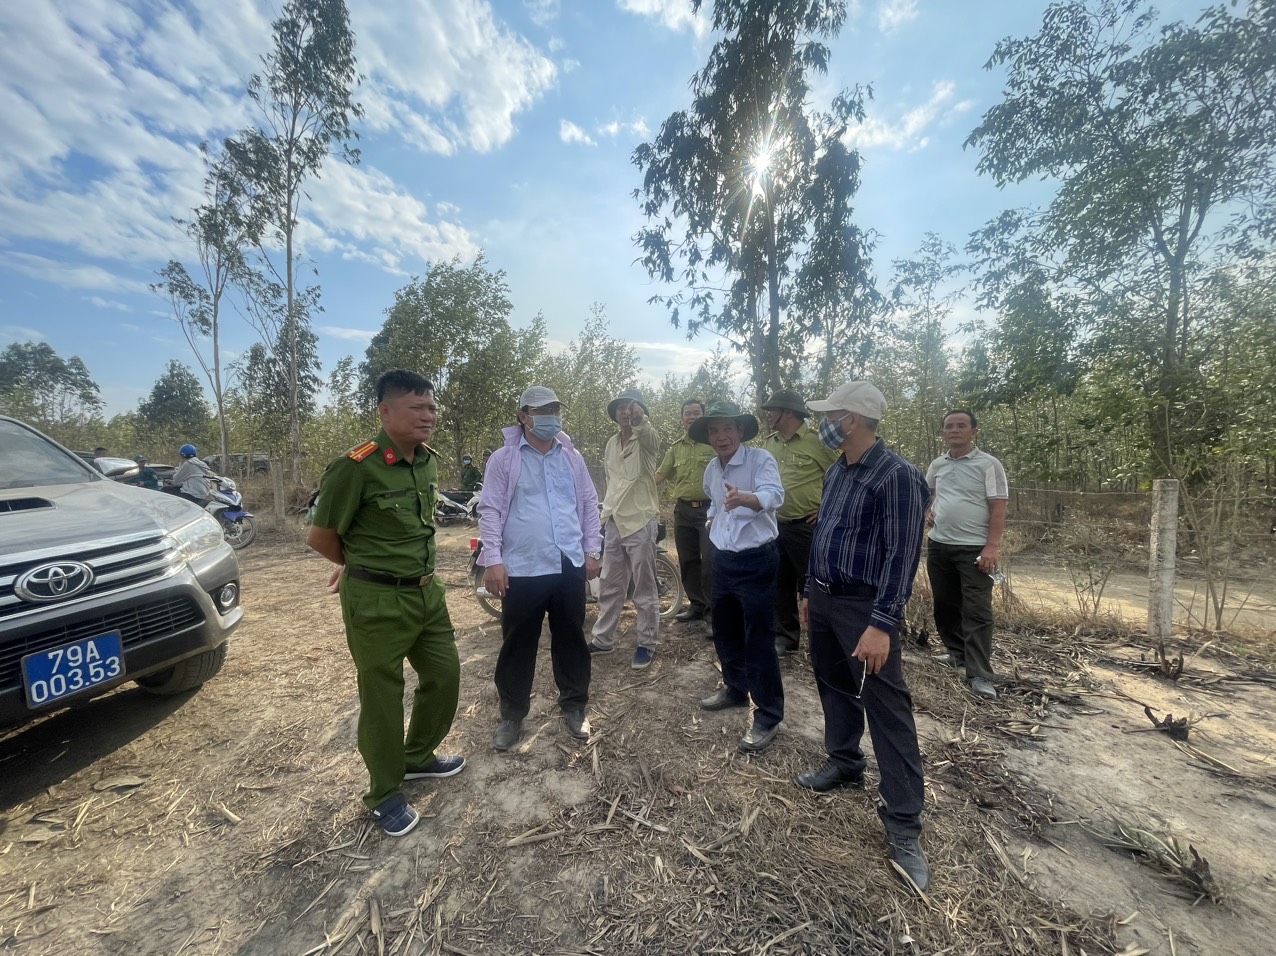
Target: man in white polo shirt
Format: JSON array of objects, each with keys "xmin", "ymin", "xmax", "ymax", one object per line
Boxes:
[{"xmin": 925, "ymin": 409, "xmax": 1009, "ymax": 700}]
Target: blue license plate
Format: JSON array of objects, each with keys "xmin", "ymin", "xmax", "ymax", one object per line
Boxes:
[{"xmin": 21, "ymin": 631, "xmax": 125, "ymax": 708}]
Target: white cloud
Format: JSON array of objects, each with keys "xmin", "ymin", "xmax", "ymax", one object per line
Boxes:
[
  {"xmin": 877, "ymin": 0, "xmax": 919, "ymax": 34},
  {"xmin": 597, "ymin": 118, "xmax": 650, "ymax": 140},
  {"xmin": 1, "ymin": 252, "xmax": 151, "ymax": 294},
  {"xmin": 120, "ymin": 323, "xmax": 141, "ymax": 333},
  {"xmin": 320, "ymin": 325, "xmax": 377, "ymax": 343},
  {"xmin": 843, "ymin": 81, "xmax": 973, "ymax": 151},
  {"xmin": 1, "ymin": 324, "xmax": 45, "ymax": 346},
  {"xmin": 560, "ymin": 120, "xmax": 597, "ymax": 147},
  {"xmin": 524, "ymin": 0, "xmax": 560, "ymax": 28},
  {"xmin": 353, "ymin": 0, "xmax": 558, "ymax": 155},
  {"xmin": 616, "ymin": 0, "xmax": 711, "ymax": 37},
  {"xmin": 88, "ymin": 296, "xmax": 131, "ymax": 311}
]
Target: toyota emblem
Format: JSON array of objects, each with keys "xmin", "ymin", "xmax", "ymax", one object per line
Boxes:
[{"xmin": 15, "ymin": 561, "xmax": 95, "ymax": 603}]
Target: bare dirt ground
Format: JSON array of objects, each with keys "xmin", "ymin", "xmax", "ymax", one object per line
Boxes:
[{"xmin": 2, "ymin": 527, "xmax": 1275, "ymax": 955}]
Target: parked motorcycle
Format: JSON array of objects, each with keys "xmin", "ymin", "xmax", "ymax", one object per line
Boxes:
[
  {"xmin": 468, "ymin": 525, "xmax": 684, "ymax": 621},
  {"xmin": 206, "ymin": 475, "xmax": 257, "ymax": 550},
  {"xmin": 435, "ymin": 485, "xmax": 480, "ymax": 526}
]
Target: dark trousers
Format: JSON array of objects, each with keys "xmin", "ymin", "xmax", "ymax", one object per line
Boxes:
[
  {"xmin": 808, "ymin": 588, "xmax": 926, "ymax": 838},
  {"xmin": 774, "ymin": 519, "xmax": 814, "ymax": 652},
  {"xmin": 674, "ymin": 499, "xmax": 714, "ymax": 615},
  {"xmin": 494, "ymin": 554, "xmax": 590, "ymax": 721},
  {"xmin": 926, "ymin": 540, "xmax": 995, "ymax": 681},
  {"xmin": 711, "ymin": 543, "xmax": 784, "ymax": 729}
]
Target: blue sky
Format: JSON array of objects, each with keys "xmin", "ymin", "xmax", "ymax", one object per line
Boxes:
[{"xmin": 0, "ymin": 0, "xmax": 1209, "ymax": 417}]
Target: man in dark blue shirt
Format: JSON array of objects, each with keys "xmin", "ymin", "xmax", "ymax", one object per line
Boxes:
[{"xmin": 796, "ymin": 381, "xmax": 932, "ymax": 892}]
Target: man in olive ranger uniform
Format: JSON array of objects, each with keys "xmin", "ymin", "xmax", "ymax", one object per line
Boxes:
[
  {"xmin": 307, "ymin": 370, "xmax": 464, "ymax": 837},
  {"xmin": 761, "ymin": 389, "xmax": 838, "ymax": 657},
  {"xmin": 656, "ymin": 399, "xmax": 716, "ymax": 623}
]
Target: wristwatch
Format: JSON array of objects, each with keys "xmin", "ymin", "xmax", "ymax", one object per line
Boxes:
[{"xmin": 586, "ymin": 551, "xmax": 602, "ymax": 560}]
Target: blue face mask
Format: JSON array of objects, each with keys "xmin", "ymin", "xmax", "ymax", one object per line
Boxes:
[
  {"xmin": 818, "ymin": 415, "xmax": 850, "ymax": 450},
  {"xmin": 530, "ymin": 415, "xmax": 562, "ymax": 440}
]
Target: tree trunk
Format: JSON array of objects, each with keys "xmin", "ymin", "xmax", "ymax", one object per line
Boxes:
[
  {"xmin": 212, "ymin": 297, "xmax": 230, "ymax": 470},
  {"xmin": 763, "ymin": 193, "xmax": 781, "ymax": 397}
]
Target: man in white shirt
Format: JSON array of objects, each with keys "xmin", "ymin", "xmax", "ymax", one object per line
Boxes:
[
  {"xmin": 925, "ymin": 409, "xmax": 1009, "ymax": 700},
  {"xmin": 691, "ymin": 401, "xmax": 786, "ymax": 753}
]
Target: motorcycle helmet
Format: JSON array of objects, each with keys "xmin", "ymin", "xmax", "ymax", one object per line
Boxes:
[{"xmin": 179, "ymin": 444, "xmax": 197, "ymax": 458}]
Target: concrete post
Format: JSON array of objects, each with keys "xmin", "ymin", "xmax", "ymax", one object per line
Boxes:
[{"xmin": 1147, "ymin": 478, "xmax": 1179, "ymax": 641}]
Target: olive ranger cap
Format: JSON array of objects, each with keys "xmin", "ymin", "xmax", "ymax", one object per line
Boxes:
[
  {"xmin": 761, "ymin": 388, "xmax": 809, "ymax": 417},
  {"xmin": 687, "ymin": 400, "xmax": 760, "ymax": 444}
]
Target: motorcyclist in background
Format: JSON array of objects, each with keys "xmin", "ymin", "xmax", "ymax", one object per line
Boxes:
[{"xmin": 167, "ymin": 444, "xmax": 212, "ymax": 506}]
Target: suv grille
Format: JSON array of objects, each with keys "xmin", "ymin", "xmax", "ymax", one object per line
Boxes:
[
  {"xmin": 0, "ymin": 532, "xmax": 182, "ymax": 621},
  {"xmin": 0, "ymin": 596, "xmax": 204, "ymax": 692}
]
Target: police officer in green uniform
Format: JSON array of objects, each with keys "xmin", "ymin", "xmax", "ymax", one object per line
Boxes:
[
  {"xmin": 460, "ymin": 454, "xmax": 483, "ymax": 494},
  {"xmin": 307, "ymin": 370, "xmax": 464, "ymax": 837},
  {"xmin": 656, "ymin": 399, "xmax": 717, "ymax": 622},
  {"xmin": 761, "ymin": 389, "xmax": 839, "ymax": 656}
]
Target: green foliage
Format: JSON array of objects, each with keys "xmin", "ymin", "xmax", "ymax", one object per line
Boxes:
[
  {"xmin": 136, "ymin": 360, "xmax": 211, "ymax": 454},
  {"xmin": 359, "ymin": 255, "xmax": 540, "ymax": 481},
  {"xmin": 965, "ymin": 0, "xmax": 1276, "ymax": 479},
  {"xmin": 536, "ymin": 305, "xmax": 640, "ymax": 465},
  {"xmin": 633, "ymin": 0, "xmax": 876, "ymax": 397},
  {"xmin": 0, "ymin": 342, "xmax": 103, "ymax": 447}
]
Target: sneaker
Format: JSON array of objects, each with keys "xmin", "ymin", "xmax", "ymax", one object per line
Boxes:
[
  {"xmin": 969, "ymin": 677, "xmax": 998, "ymax": 700},
  {"xmin": 587, "ymin": 642, "xmax": 614, "ymax": 656},
  {"xmin": 888, "ymin": 833, "xmax": 931, "ymax": 891},
  {"xmin": 739, "ymin": 721, "xmax": 780, "ymax": 753},
  {"xmin": 404, "ymin": 754, "xmax": 466, "ymax": 779},
  {"xmin": 492, "ymin": 719, "xmax": 522, "ymax": 751},
  {"xmin": 632, "ymin": 647, "xmax": 655, "ymax": 669},
  {"xmin": 369, "ymin": 793, "xmax": 419, "ymax": 837}
]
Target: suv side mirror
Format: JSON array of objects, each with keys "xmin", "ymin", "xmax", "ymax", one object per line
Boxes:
[{"xmin": 96, "ymin": 457, "xmax": 141, "ymax": 480}]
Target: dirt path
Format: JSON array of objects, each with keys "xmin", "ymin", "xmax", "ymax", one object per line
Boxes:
[
  {"xmin": 1, "ymin": 531, "xmax": 1274, "ymax": 955},
  {"xmin": 1009, "ymin": 556, "xmax": 1276, "ymax": 634}
]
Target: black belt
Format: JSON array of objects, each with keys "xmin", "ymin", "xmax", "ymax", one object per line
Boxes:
[
  {"xmin": 679, "ymin": 499, "xmax": 711, "ymax": 509},
  {"xmin": 779, "ymin": 517, "xmax": 810, "ymax": 525},
  {"xmin": 811, "ymin": 578, "xmax": 876, "ymax": 598},
  {"xmin": 346, "ymin": 568, "xmax": 435, "ymax": 587},
  {"xmin": 731, "ymin": 541, "xmax": 778, "ymax": 556}
]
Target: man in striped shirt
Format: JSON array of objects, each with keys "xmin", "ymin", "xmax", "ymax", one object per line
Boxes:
[{"xmin": 795, "ymin": 381, "xmax": 931, "ymax": 892}]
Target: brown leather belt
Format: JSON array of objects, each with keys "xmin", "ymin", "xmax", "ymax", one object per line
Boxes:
[{"xmin": 346, "ymin": 568, "xmax": 435, "ymax": 587}]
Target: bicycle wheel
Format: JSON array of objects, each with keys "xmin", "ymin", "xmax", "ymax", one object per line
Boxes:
[
  {"xmin": 654, "ymin": 553, "xmax": 684, "ymax": 621},
  {"xmin": 471, "ymin": 566, "xmax": 502, "ymax": 619}
]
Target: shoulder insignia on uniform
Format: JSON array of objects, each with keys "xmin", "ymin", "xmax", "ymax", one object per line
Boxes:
[
  {"xmin": 346, "ymin": 440, "xmax": 379, "ymax": 462},
  {"xmin": 420, "ymin": 442, "xmax": 437, "ymax": 458}
]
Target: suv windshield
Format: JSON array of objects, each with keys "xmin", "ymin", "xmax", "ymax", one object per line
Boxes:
[{"xmin": 0, "ymin": 420, "xmax": 97, "ymax": 489}]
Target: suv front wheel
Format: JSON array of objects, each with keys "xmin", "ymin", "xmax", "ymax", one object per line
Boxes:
[{"xmin": 135, "ymin": 643, "xmax": 228, "ymax": 695}]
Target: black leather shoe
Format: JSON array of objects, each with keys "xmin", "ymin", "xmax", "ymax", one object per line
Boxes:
[
  {"xmin": 699, "ymin": 688, "xmax": 748, "ymax": 711},
  {"xmin": 739, "ymin": 721, "xmax": 780, "ymax": 753},
  {"xmin": 674, "ymin": 609, "xmax": 703, "ymax": 622},
  {"xmin": 563, "ymin": 709, "xmax": 591, "ymax": 740},
  {"xmin": 794, "ymin": 762, "xmax": 865, "ymax": 792},
  {"xmin": 888, "ymin": 833, "xmax": 931, "ymax": 892},
  {"xmin": 493, "ymin": 719, "xmax": 522, "ymax": 751}
]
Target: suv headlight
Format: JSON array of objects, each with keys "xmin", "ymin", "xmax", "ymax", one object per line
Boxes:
[{"xmin": 168, "ymin": 513, "xmax": 225, "ymax": 561}]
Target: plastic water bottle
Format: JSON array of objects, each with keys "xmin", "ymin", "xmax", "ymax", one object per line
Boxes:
[{"xmin": 976, "ymin": 558, "xmax": 1006, "ymax": 585}]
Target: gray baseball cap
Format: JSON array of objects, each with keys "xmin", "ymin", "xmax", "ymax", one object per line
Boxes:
[{"xmin": 519, "ymin": 385, "xmax": 563, "ymax": 409}]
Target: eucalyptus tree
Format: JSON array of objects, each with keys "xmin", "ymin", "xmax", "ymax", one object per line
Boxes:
[
  {"xmin": 966, "ymin": 0, "xmax": 1276, "ymax": 479},
  {"xmin": 226, "ymin": 0, "xmax": 362, "ymax": 486},
  {"xmin": 136, "ymin": 361, "xmax": 210, "ymax": 454},
  {"xmin": 633, "ymin": 0, "xmax": 874, "ymax": 399},
  {"xmin": 153, "ymin": 146, "xmax": 261, "ymax": 470},
  {"xmin": 0, "ymin": 342, "xmax": 103, "ymax": 444},
  {"xmin": 360, "ymin": 255, "xmax": 542, "ymax": 470}
]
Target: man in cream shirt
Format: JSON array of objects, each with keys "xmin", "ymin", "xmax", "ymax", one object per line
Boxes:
[{"xmin": 588, "ymin": 389, "xmax": 663, "ymax": 668}]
